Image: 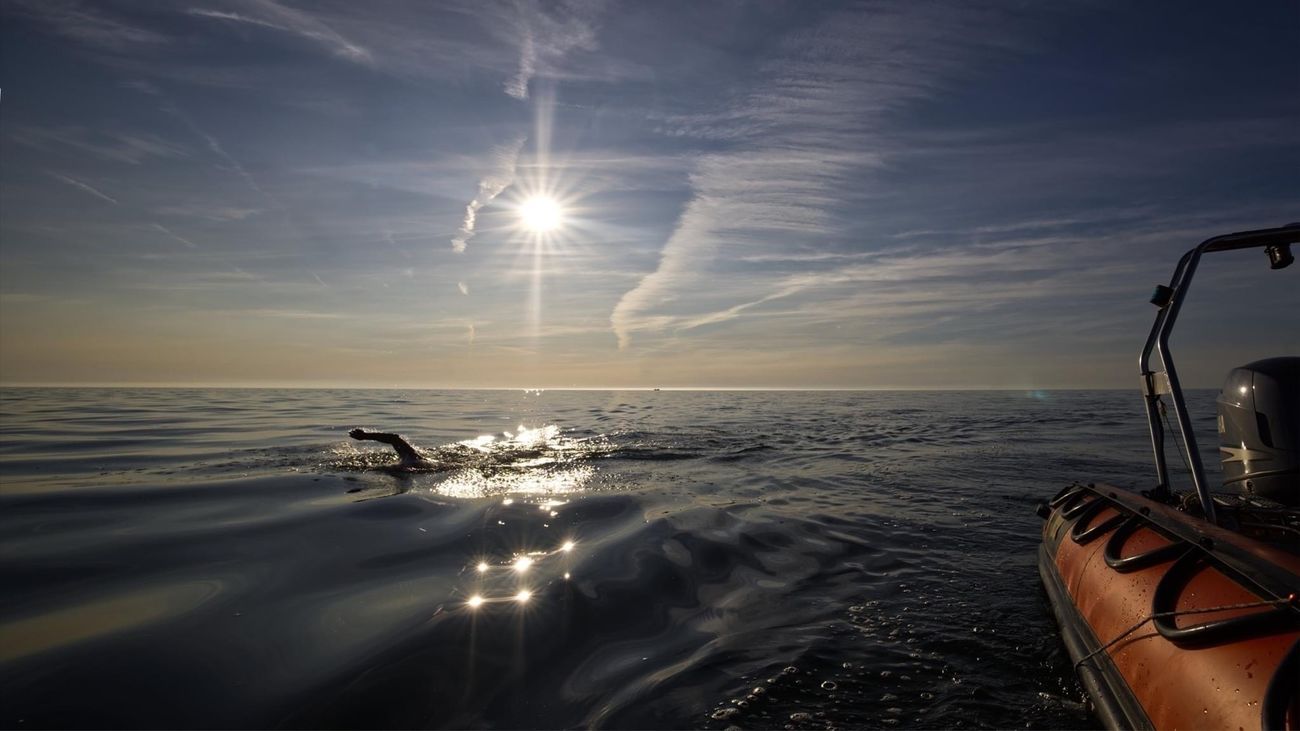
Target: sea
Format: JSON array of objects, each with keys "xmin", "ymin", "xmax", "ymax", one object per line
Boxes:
[{"xmin": 0, "ymin": 387, "xmax": 1227, "ymax": 729}]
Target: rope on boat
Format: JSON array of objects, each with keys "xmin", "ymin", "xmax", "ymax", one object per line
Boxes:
[{"xmin": 1073, "ymin": 593, "xmax": 1298, "ymax": 670}]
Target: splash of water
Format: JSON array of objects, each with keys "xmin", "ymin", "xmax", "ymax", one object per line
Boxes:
[{"xmin": 328, "ymin": 424, "xmax": 615, "ymax": 499}]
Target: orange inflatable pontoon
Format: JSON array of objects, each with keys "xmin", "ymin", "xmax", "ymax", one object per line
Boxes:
[{"xmin": 1037, "ymin": 224, "xmax": 1300, "ymax": 730}]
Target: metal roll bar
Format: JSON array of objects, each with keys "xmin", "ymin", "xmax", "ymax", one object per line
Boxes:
[{"xmin": 1139, "ymin": 223, "xmax": 1298, "ymax": 525}]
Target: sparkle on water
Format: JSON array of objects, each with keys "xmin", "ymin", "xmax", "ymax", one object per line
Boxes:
[{"xmin": 0, "ymin": 387, "xmax": 1135, "ymax": 728}]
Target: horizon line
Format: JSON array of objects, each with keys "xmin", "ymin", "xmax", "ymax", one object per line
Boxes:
[{"xmin": 0, "ymin": 382, "xmax": 1192, "ymax": 392}]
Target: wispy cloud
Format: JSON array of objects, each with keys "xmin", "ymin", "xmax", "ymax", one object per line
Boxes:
[
  {"xmin": 7, "ymin": 0, "xmax": 169, "ymax": 51},
  {"xmin": 505, "ymin": 31, "xmax": 537, "ymax": 101},
  {"xmin": 47, "ymin": 172, "xmax": 118, "ymax": 204},
  {"xmin": 502, "ymin": 0, "xmax": 601, "ymax": 99},
  {"xmin": 14, "ymin": 127, "xmax": 189, "ymax": 165},
  {"xmin": 221, "ymin": 307, "xmax": 343, "ymax": 320},
  {"xmin": 154, "ymin": 204, "xmax": 263, "ymax": 222},
  {"xmin": 0, "ymin": 293, "xmax": 55, "ymax": 304},
  {"xmin": 151, "ymin": 223, "xmax": 200, "ymax": 249},
  {"xmin": 458, "ymin": 281, "xmax": 470, "ymax": 295},
  {"xmin": 118, "ymin": 79, "xmax": 162, "ymax": 96},
  {"xmin": 452, "ymin": 136, "xmax": 525, "ymax": 253},
  {"xmin": 159, "ymin": 103, "xmax": 280, "ymax": 208},
  {"xmin": 187, "ymin": 2, "xmax": 371, "ymax": 63},
  {"xmin": 635, "ymin": 206, "xmax": 1283, "ymax": 350},
  {"xmin": 611, "ymin": 4, "xmax": 1041, "ymax": 348}
]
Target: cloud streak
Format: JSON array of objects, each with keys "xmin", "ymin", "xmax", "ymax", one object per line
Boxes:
[
  {"xmin": 187, "ymin": 2, "xmax": 371, "ymax": 63},
  {"xmin": 47, "ymin": 172, "xmax": 118, "ymax": 204},
  {"xmin": 151, "ymin": 223, "xmax": 200, "ymax": 249},
  {"xmin": 502, "ymin": 0, "xmax": 601, "ymax": 99},
  {"xmin": 15, "ymin": 127, "xmax": 189, "ymax": 165},
  {"xmin": 7, "ymin": 0, "xmax": 169, "ymax": 50},
  {"xmin": 451, "ymin": 136, "xmax": 525, "ymax": 252},
  {"xmin": 610, "ymin": 3, "xmax": 1040, "ymax": 348},
  {"xmin": 158, "ymin": 103, "xmax": 282, "ymax": 209}
]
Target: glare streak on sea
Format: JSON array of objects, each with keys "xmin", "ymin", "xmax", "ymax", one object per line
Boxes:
[{"xmin": 0, "ymin": 388, "xmax": 1226, "ymax": 729}]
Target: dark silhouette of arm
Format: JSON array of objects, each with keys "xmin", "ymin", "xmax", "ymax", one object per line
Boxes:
[{"xmin": 349, "ymin": 428, "xmax": 423, "ymax": 464}]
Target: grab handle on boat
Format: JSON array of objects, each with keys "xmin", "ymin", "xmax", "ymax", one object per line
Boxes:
[
  {"xmin": 1262, "ymin": 637, "xmax": 1300, "ymax": 731},
  {"xmin": 1060, "ymin": 494, "xmax": 1098, "ymax": 521},
  {"xmin": 1151, "ymin": 552, "xmax": 1300, "ymax": 647},
  {"xmin": 1049, "ymin": 484, "xmax": 1085, "ymax": 508},
  {"xmin": 1069, "ymin": 501, "xmax": 1128, "ymax": 545},
  {"xmin": 1102, "ymin": 515, "xmax": 1190, "ymax": 573}
]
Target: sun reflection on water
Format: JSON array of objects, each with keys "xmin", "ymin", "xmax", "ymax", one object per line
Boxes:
[
  {"xmin": 433, "ymin": 424, "xmax": 603, "ymax": 498},
  {"xmin": 458, "ymin": 424, "xmax": 562, "ymax": 451},
  {"xmin": 436, "ymin": 465, "xmax": 595, "ymax": 499},
  {"xmin": 332, "ymin": 422, "xmax": 619, "ymax": 504},
  {"xmin": 459, "ymin": 538, "xmax": 578, "ymax": 612}
]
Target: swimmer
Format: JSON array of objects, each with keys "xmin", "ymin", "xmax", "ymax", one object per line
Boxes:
[{"xmin": 349, "ymin": 428, "xmax": 430, "ymax": 468}]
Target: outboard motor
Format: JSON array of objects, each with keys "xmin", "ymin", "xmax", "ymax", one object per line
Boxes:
[{"xmin": 1216, "ymin": 356, "xmax": 1300, "ymax": 505}]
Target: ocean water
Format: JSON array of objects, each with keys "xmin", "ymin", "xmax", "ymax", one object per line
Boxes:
[{"xmin": 0, "ymin": 388, "xmax": 1226, "ymax": 729}]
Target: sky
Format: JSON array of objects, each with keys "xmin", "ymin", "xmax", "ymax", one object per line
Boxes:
[{"xmin": 1, "ymin": 0, "xmax": 1297, "ymax": 389}]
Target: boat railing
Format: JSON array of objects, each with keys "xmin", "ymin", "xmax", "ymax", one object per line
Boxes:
[{"xmin": 1139, "ymin": 223, "xmax": 1298, "ymax": 525}]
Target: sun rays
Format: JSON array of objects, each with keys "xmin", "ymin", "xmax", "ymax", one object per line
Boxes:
[
  {"xmin": 453, "ymin": 87, "xmax": 603, "ymax": 346},
  {"xmin": 518, "ymin": 195, "xmax": 564, "ymax": 233}
]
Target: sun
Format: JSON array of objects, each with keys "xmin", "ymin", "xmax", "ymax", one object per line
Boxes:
[{"xmin": 519, "ymin": 195, "xmax": 563, "ymax": 233}]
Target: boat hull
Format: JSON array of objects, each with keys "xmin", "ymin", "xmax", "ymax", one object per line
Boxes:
[{"xmin": 1038, "ymin": 483, "xmax": 1300, "ymax": 730}]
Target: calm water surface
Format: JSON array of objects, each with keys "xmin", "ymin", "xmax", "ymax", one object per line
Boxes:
[{"xmin": 0, "ymin": 388, "xmax": 1225, "ymax": 729}]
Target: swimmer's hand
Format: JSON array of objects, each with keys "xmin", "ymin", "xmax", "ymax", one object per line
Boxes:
[{"xmin": 349, "ymin": 428, "xmax": 367, "ymax": 440}]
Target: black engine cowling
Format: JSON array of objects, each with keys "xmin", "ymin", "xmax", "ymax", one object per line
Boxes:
[{"xmin": 1216, "ymin": 356, "xmax": 1300, "ymax": 505}]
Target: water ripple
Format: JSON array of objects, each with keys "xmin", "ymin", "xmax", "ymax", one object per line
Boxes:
[{"xmin": 0, "ymin": 387, "xmax": 1199, "ymax": 728}]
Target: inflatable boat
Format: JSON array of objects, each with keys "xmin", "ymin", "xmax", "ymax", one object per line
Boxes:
[{"xmin": 1037, "ymin": 224, "xmax": 1300, "ymax": 730}]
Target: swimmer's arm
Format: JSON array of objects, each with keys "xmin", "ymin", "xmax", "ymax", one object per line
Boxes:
[{"xmin": 349, "ymin": 428, "xmax": 422, "ymax": 464}]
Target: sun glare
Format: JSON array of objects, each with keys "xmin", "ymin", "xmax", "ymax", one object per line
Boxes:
[{"xmin": 519, "ymin": 196, "xmax": 563, "ymax": 232}]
